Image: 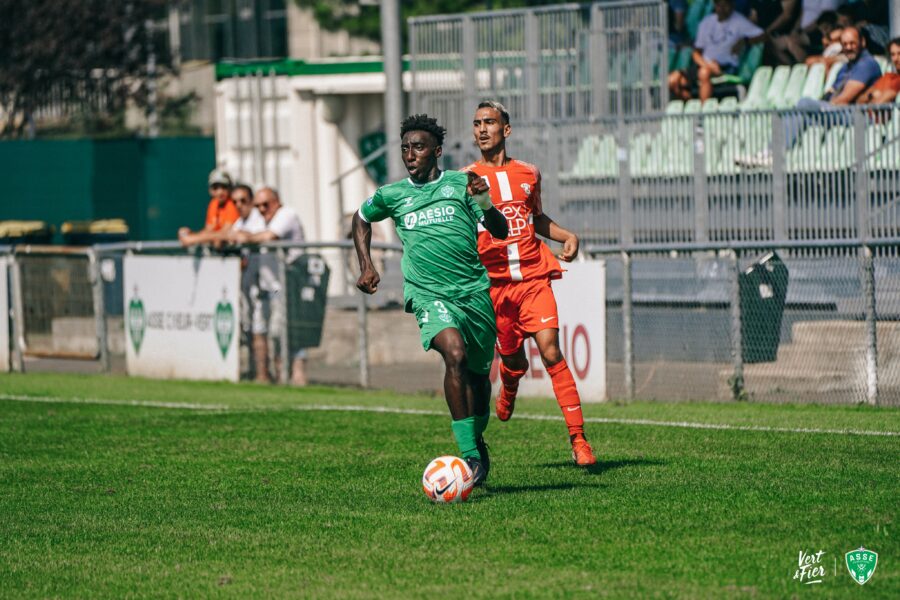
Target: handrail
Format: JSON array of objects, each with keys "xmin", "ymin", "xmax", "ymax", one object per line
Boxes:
[{"xmin": 586, "ymin": 238, "xmax": 900, "ymax": 255}]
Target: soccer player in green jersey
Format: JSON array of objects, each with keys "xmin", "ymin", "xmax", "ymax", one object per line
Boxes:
[{"xmin": 352, "ymin": 114, "xmax": 509, "ymax": 486}]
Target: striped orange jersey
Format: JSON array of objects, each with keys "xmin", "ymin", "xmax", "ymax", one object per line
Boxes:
[{"xmin": 466, "ymin": 159, "xmax": 562, "ymax": 282}]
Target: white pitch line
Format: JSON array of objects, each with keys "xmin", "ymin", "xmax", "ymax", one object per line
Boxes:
[
  {"xmin": 292, "ymin": 404, "xmax": 900, "ymax": 437},
  {"xmin": 2, "ymin": 395, "xmax": 898, "ymax": 437},
  {"xmin": 0, "ymin": 394, "xmax": 229, "ymax": 411}
]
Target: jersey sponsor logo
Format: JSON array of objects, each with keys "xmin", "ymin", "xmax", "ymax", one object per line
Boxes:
[
  {"xmin": 440, "ymin": 185, "xmax": 456, "ymax": 198},
  {"xmin": 403, "ymin": 205, "xmax": 456, "ymax": 229},
  {"xmin": 499, "ymin": 204, "xmax": 529, "ymax": 238}
]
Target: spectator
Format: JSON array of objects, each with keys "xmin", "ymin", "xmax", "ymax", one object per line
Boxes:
[
  {"xmin": 805, "ymin": 11, "xmax": 846, "ymax": 67},
  {"xmin": 230, "ymin": 183, "xmax": 266, "ymax": 235},
  {"xmin": 737, "ymin": 27, "xmax": 881, "ymax": 167},
  {"xmin": 751, "ymin": 0, "xmax": 797, "ymax": 35},
  {"xmin": 770, "ymin": 0, "xmax": 846, "ymax": 64},
  {"xmin": 837, "ymin": 3, "xmax": 889, "ymax": 55},
  {"xmin": 230, "ymin": 187, "xmax": 308, "ymax": 386},
  {"xmin": 669, "ymin": 0, "xmax": 689, "ymax": 50},
  {"xmin": 856, "ymin": 38, "xmax": 900, "ymax": 105},
  {"xmin": 178, "ymin": 168, "xmax": 240, "ymax": 247},
  {"xmin": 668, "ymin": 0, "xmax": 767, "ymax": 101}
]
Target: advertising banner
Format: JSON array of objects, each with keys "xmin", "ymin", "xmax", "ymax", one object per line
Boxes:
[
  {"xmin": 124, "ymin": 255, "xmax": 240, "ymax": 382},
  {"xmin": 491, "ymin": 261, "xmax": 606, "ymax": 402}
]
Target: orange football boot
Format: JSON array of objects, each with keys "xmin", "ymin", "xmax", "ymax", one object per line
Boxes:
[{"xmin": 571, "ymin": 435, "xmax": 597, "ymax": 466}]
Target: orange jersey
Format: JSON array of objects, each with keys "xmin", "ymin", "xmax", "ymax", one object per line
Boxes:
[{"xmin": 466, "ymin": 159, "xmax": 562, "ymax": 282}]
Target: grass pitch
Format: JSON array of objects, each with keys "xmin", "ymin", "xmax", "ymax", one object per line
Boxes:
[{"xmin": 1, "ymin": 373, "xmax": 898, "ymax": 598}]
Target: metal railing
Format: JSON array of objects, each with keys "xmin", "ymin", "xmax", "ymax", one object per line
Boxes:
[
  {"xmin": 3, "ymin": 238, "xmax": 898, "ymax": 406},
  {"xmin": 438, "ymin": 104, "xmax": 900, "ymax": 249},
  {"xmin": 409, "ymin": 0, "xmax": 667, "ymax": 136}
]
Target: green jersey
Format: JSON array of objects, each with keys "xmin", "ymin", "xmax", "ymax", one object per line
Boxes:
[{"xmin": 358, "ymin": 170, "xmax": 489, "ymax": 307}]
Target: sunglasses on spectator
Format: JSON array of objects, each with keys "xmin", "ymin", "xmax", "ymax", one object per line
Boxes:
[{"xmin": 234, "ymin": 196, "xmax": 252, "ymax": 204}]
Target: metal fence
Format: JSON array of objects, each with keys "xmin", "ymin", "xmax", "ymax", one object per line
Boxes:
[
  {"xmin": 409, "ymin": 0, "xmax": 667, "ymax": 136},
  {"xmin": 438, "ymin": 104, "xmax": 900, "ymax": 249},
  {"xmin": 3, "ymin": 239, "xmax": 899, "ymax": 406}
]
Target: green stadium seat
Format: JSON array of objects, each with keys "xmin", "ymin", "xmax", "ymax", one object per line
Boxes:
[
  {"xmin": 702, "ymin": 98, "xmax": 719, "ymax": 112},
  {"xmin": 865, "ymin": 122, "xmax": 884, "ymax": 169},
  {"xmin": 800, "ymin": 63, "xmax": 826, "ymax": 101},
  {"xmin": 686, "ymin": 0, "xmax": 712, "ymax": 40},
  {"xmin": 684, "ymin": 99, "xmax": 703, "ymax": 114},
  {"xmin": 819, "ymin": 126, "xmax": 852, "ymax": 170},
  {"xmin": 666, "ymin": 100, "xmax": 685, "ymax": 114},
  {"xmin": 875, "ymin": 55, "xmax": 890, "ymax": 74},
  {"xmin": 711, "ymin": 44, "xmax": 764, "ymax": 88},
  {"xmin": 764, "ymin": 65, "xmax": 791, "ymax": 108},
  {"xmin": 823, "ymin": 62, "xmax": 843, "ymax": 96},
  {"xmin": 718, "ymin": 96, "xmax": 739, "ymax": 111},
  {"xmin": 778, "ymin": 64, "xmax": 808, "ymax": 108},
  {"xmin": 786, "ymin": 125, "xmax": 824, "ymax": 173},
  {"xmin": 741, "ymin": 66, "xmax": 773, "ymax": 109}
]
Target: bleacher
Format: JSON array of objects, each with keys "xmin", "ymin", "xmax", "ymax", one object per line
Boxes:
[{"xmin": 562, "ymin": 57, "xmax": 900, "ymax": 180}]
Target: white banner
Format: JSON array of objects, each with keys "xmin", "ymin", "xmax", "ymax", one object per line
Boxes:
[
  {"xmin": 124, "ymin": 255, "xmax": 240, "ymax": 382},
  {"xmin": 491, "ymin": 261, "xmax": 606, "ymax": 402},
  {"xmin": 0, "ymin": 257, "xmax": 8, "ymax": 372}
]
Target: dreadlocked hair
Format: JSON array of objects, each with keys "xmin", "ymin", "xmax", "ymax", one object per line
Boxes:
[{"xmin": 400, "ymin": 114, "xmax": 446, "ymax": 145}]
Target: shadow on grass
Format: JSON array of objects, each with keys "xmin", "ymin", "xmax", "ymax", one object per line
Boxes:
[
  {"xmin": 480, "ymin": 481, "xmax": 606, "ymax": 496},
  {"xmin": 538, "ymin": 457, "xmax": 665, "ymax": 476}
]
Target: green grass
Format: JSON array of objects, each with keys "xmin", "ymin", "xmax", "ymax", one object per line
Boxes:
[{"xmin": 1, "ymin": 373, "xmax": 898, "ymax": 598}]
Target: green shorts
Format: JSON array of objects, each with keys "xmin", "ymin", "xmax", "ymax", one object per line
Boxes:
[{"xmin": 408, "ymin": 290, "xmax": 497, "ymax": 375}]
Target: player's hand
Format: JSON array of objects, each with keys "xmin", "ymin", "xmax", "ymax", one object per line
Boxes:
[
  {"xmin": 466, "ymin": 171, "xmax": 493, "ymax": 210},
  {"xmin": 558, "ymin": 234, "xmax": 579, "ymax": 262},
  {"xmin": 357, "ymin": 267, "xmax": 380, "ymax": 294}
]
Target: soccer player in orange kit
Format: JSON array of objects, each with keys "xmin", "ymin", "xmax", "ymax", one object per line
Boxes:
[{"xmin": 465, "ymin": 101, "xmax": 597, "ymax": 466}]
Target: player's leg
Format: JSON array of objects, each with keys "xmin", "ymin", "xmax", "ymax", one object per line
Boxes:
[
  {"xmin": 490, "ymin": 283, "xmax": 528, "ymax": 421},
  {"xmin": 457, "ymin": 289, "xmax": 500, "ymax": 484},
  {"xmin": 521, "ymin": 279, "xmax": 597, "ymax": 466}
]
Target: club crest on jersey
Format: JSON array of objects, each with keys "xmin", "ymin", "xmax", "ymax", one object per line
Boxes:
[
  {"xmin": 440, "ymin": 185, "xmax": 455, "ymax": 198},
  {"xmin": 520, "ymin": 182, "xmax": 531, "ymax": 196}
]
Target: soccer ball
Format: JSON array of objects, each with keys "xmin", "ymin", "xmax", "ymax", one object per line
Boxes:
[{"xmin": 422, "ymin": 455, "xmax": 474, "ymax": 503}]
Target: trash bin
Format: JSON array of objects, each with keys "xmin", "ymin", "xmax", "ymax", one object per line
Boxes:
[
  {"xmin": 61, "ymin": 219, "xmax": 129, "ymax": 245},
  {"xmin": 739, "ymin": 251, "xmax": 789, "ymax": 363},
  {"xmin": 286, "ymin": 254, "xmax": 330, "ymax": 356},
  {"xmin": 0, "ymin": 220, "xmax": 53, "ymax": 245}
]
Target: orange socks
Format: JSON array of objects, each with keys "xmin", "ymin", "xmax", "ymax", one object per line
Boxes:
[
  {"xmin": 499, "ymin": 362, "xmax": 526, "ymax": 396},
  {"xmin": 546, "ymin": 359, "xmax": 584, "ymax": 437}
]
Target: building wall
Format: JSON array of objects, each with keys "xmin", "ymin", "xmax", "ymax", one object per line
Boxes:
[{"xmin": 287, "ymin": 5, "xmax": 380, "ymax": 60}]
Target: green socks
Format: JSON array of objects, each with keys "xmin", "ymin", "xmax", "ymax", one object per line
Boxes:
[
  {"xmin": 474, "ymin": 411, "xmax": 489, "ymax": 438},
  {"xmin": 451, "ymin": 417, "xmax": 479, "ymax": 459},
  {"xmin": 451, "ymin": 412, "xmax": 490, "ymax": 459}
]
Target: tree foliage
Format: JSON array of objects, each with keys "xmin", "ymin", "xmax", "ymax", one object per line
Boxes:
[
  {"xmin": 0, "ymin": 0, "xmax": 172, "ymax": 138},
  {"xmin": 293, "ymin": 0, "xmax": 566, "ymax": 45}
]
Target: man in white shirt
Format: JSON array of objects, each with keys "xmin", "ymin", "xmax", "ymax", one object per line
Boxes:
[
  {"xmin": 230, "ymin": 187, "xmax": 309, "ymax": 386},
  {"xmin": 669, "ymin": 0, "xmax": 767, "ymax": 100}
]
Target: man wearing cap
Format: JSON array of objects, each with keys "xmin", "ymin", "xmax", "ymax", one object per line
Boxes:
[{"xmin": 178, "ymin": 168, "xmax": 241, "ymax": 246}]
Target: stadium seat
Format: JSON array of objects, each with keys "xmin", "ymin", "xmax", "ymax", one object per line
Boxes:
[
  {"xmin": 718, "ymin": 96, "xmax": 739, "ymax": 111},
  {"xmin": 764, "ymin": 65, "xmax": 791, "ymax": 108},
  {"xmin": 819, "ymin": 126, "xmax": 852, "ymax": 170},
  {"xmin": 702, "ymin": 98, "xmax": 719, "ymax": 112},
  {"xmin": 875, "ymin": 55, "xmax": 890, "ymax": 74},
  {"xmin": 666, "ymin": 100, "xmax": 685, "ymax": 114},
  {"xmin": 686, "ymin": 0, "xmax": 712, "ymax": 40},
  {"xmin": 741, "ymin": 66, "xmax": 773, "ymax": 109},
  {"xmin": 778, "ymin": 64, "xmax": 808, "ymax": 108},
  {"xmin": 800, "ymin": 63, "xmax": 826, "ymax": 101},
  {"xmin": 823, "ymin": 62, "xmax": 843, "ymax": 95},
  {"xmin": 684, "ymin": 99, "xmax": 703, "ymax": 114},
  {"xmin": 786, "ymin": 125, "xmax": 825, "ymax": 173}
]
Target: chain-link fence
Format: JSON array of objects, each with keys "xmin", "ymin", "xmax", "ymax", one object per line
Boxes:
[{"xmin": 2, "ymin": 239, "xmax": 898, "ymax": 405}]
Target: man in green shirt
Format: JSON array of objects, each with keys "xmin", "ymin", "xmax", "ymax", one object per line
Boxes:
[{"xmin": 352, "ymin": 114, "xmax": 509, "ymax": 486}]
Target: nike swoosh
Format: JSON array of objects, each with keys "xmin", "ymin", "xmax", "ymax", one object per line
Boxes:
[
  {"xmin": 435, "ymin": 481, "xmax": 454, "ymax": 495},
  {"xmin": 566, "ymin": 406, "xmax": 580, "ymax": 412},
  {"xmin": 540, "ymin": 316, "xmax": 556, "ymax": 323}
]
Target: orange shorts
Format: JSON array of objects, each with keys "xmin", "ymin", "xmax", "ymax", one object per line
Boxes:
[{"xmin": 489, "ymin": 278, "xmax": 559, "ymax": 356}]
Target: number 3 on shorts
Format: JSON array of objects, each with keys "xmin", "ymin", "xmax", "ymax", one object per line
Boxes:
[{"xmin": 420, "ymin": 300, "xmax": 448, "ymax": 325}]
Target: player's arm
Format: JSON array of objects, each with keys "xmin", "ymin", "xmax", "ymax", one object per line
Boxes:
[
  {"xmin": 466, "ymin": 171, "xmax": 508, "ymax": 240},
  {"xmin": 534, "ymin": 213, "xmax": 579, "ymax": 262},
  {"xmin": 352, "ymin": 212, "xmax": 380, "ymax": 294}
]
